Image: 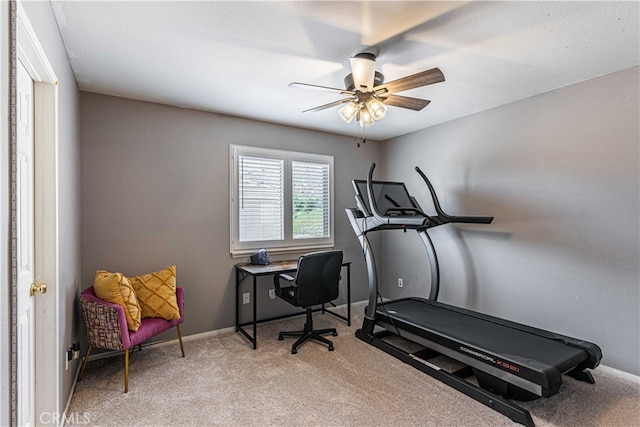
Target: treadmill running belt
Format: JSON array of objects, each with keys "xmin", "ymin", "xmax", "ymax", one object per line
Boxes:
[{"xmin": 377, "ymin": 298, "xmax": 587, "ymax": 374}]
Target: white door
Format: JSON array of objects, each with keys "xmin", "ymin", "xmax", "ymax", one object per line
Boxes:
[{"xmin": 17, "ymin": 59, "xmax": 36, "ymax": 427}]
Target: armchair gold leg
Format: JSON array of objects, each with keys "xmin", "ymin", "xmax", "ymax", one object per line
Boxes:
[
  {"xmin": 124, "ymin": 349, "xmax": 129, "ymax": 393},
  {"xmin": 77, "ymin": 344, "xmax": 93, "ymax": 382},
  {"xmin": 176, "ymin": 324, "xmax": 185, "ymax": 357}
]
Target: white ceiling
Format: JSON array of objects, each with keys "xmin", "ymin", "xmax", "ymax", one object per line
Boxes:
[{"xmin": 50, "ymin": 1, "xmax": 639, "ymax": 141}]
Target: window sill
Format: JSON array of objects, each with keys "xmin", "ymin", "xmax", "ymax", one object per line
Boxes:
[{"xmin": 230, "ymin": 243, "xmax": 335, "ymax": 259}]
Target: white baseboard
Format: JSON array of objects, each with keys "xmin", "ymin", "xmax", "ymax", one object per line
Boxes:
[
  {"xmin": 173, "ymin": 326, "xmax": 236, "ymax": 342},
  {"xmin": 352, "ymin": 299, "xmax": 368, "ymax": 308},
  {"xmin": 597, "ymin": 364, "xmax": 640, "ymax": 383}
]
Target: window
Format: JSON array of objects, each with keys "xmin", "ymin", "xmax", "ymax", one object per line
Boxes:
[{"xmin": 230, "ymin": 145, "xmax": 334, "ymax": 256}]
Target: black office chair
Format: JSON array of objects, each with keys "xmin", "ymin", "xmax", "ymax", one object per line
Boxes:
[{"xmin": 274, "ymin": 250, "xmax": 344, "ymax": 354}]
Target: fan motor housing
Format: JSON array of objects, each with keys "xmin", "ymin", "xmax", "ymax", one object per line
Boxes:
[{"xmin": 344, "ymin": 71, "xmax": 385, "ymax": 92}]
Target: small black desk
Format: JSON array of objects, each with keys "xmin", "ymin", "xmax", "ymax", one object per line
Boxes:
[{"xmin": 235, "ymin": 260, "xmax": 351, "ymax": 349}]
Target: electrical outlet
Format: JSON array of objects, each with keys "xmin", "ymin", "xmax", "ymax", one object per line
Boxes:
[
  {"xmin": 72, "ymin": 341, "xmax": 80, "ymax": 359},
  {"xmin": 268, "ymin": 289, "xmax": 276, "ymax": 299},
  {"xmin": 243, "ymin": 292, "xmax": 250, "ymax": 304},
  {"xmin": 398, "ymin": 278, "xmax": 404, "ymax": 288}
]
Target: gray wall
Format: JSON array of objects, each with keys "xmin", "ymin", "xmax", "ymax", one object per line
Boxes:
[
  {"xmin": 380, "ymin": 66, "xmax": 640, "ymax": 375},
  {"xmin": 80, "ymin": 92, "xmax": 380, "ymax": 338}
]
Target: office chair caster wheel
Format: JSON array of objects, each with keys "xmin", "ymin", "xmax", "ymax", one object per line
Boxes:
[
  {"xmin": 291, "ymin": 347, "xmax": 297, "ymax": 354},
  {"xmin": 278, "ymin": 334, "xmax": 284, "ymax": 341},
  {"xmin": 332, "ymin": 331, "xmax": 338, "ymax": 336},
  {"xmin": 328, "ymin": 344, "xmax": 334, "ymax": 351}
]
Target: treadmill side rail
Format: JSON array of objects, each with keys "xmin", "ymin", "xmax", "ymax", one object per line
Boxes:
[{"xmin": 356, "ymin": 328, "xmax": 535, "ymax": 427}]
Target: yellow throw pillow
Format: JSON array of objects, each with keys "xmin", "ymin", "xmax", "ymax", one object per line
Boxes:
[
  {"xmin": 93, "ymin": 270, "xmax": 142, "ymax": 331},
  {"xmin": 128, "ymin": 265, "xmax": 180, "ymax": 320}
]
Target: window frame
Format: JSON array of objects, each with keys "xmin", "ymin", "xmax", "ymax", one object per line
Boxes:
[{"xmin": 229, "ymin": 144, "xmax": 334, "ymax": 257}]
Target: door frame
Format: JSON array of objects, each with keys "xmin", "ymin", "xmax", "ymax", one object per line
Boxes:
[{"xmin": 12, "ymin": 2, "xmax": 60, "ymax": 424}]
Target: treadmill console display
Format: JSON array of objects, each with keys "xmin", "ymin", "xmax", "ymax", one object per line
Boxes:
[{"xmin": 353, "ymin": 180, "xmax": 418, "ymax": 216}]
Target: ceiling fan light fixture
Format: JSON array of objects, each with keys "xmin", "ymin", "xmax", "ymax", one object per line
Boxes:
[
  {"xmin": 365, "ymin": 97, "xmax": 388, "ymax": 121},
  {"xmin": 359, "ymin": 109, "xmax": 375, "ymax": 128},
  {"xmin": 338, "ymin": 101, "xmax": 359, "ymax": 123}
]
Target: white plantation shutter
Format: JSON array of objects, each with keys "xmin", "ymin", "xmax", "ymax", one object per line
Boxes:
[
  {"xmin": 238, "ymin": 155, "xmax": 284, "ymax": 242},
  {"xmin": 292, "ymin": 161, "xmax": 330, "ymax": 239},
  {"xmin": 230, "ymin": 145, "xmax": 334, "ymax": 255}
]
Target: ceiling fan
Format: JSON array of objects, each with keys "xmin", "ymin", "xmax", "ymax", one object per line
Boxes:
[{"xmin": 289, "ymin": 53, "xmax": 445, "ymax": 128}]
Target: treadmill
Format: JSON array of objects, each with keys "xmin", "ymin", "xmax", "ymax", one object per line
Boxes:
[{"xmin": 345, "ymin": 163, "xmax": 602, "ymax": 427}]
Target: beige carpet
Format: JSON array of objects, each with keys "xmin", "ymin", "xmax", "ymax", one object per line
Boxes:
[{"xmin": 69, "ymin": 307, "xmax": 639, "ymax": 426}]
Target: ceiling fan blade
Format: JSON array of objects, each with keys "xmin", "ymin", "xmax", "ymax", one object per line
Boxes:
[
  {"xmin": 302, "ymin": 98, "xmax": 354, "ymax": 113},
  {"xmin": 289, "ymin": 82, "xmax": 354, "ymax": 96},
  {"xmin": 349, "ymin": 53, "xmax": 377, "ymax": 91},
  {"xmin": 374, "ymin": 67, "xmax": 445, "ymax": 94},
  {"xmin": 381, "ymin": 94, "xmax": 431, "ymax": 111}
]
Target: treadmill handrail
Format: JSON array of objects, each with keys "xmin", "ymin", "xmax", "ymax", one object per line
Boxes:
[
  {"xmin": 367, "ymin": 163, "xmax": 430, "ymax": 227},
  {"xmin": 414, "ymin": 166, "xmax": 494, "ymax": 225}
]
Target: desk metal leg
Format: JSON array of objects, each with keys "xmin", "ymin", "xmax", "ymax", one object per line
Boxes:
[
  {"xmin": 236, "ymin": 267, "xmax": 257, "ymax": 349},
  {"xmin": 347, "ymin": 263, "xmax": 351, "ymax": 326},
  {"xmin": 252, "ymin": 275, "xmax": 257, "ymax": 349},
  {"xmin": 235, "ymin": 268, "xmax": 240, "ymax": 332}
]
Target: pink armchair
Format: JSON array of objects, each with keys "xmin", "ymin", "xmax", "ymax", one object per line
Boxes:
[{"xmin": 78, "ymin": 285, "xmax": 185, "ymax": 392}]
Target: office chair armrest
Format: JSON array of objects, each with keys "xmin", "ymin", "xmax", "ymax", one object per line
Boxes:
[
  {"xmin": 273, "ymin": 273, "xmax": 296, "ymax": 296},
  {"xmin": 279, "ymin": 273, "xmax": 295, "ymax": 282}
]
